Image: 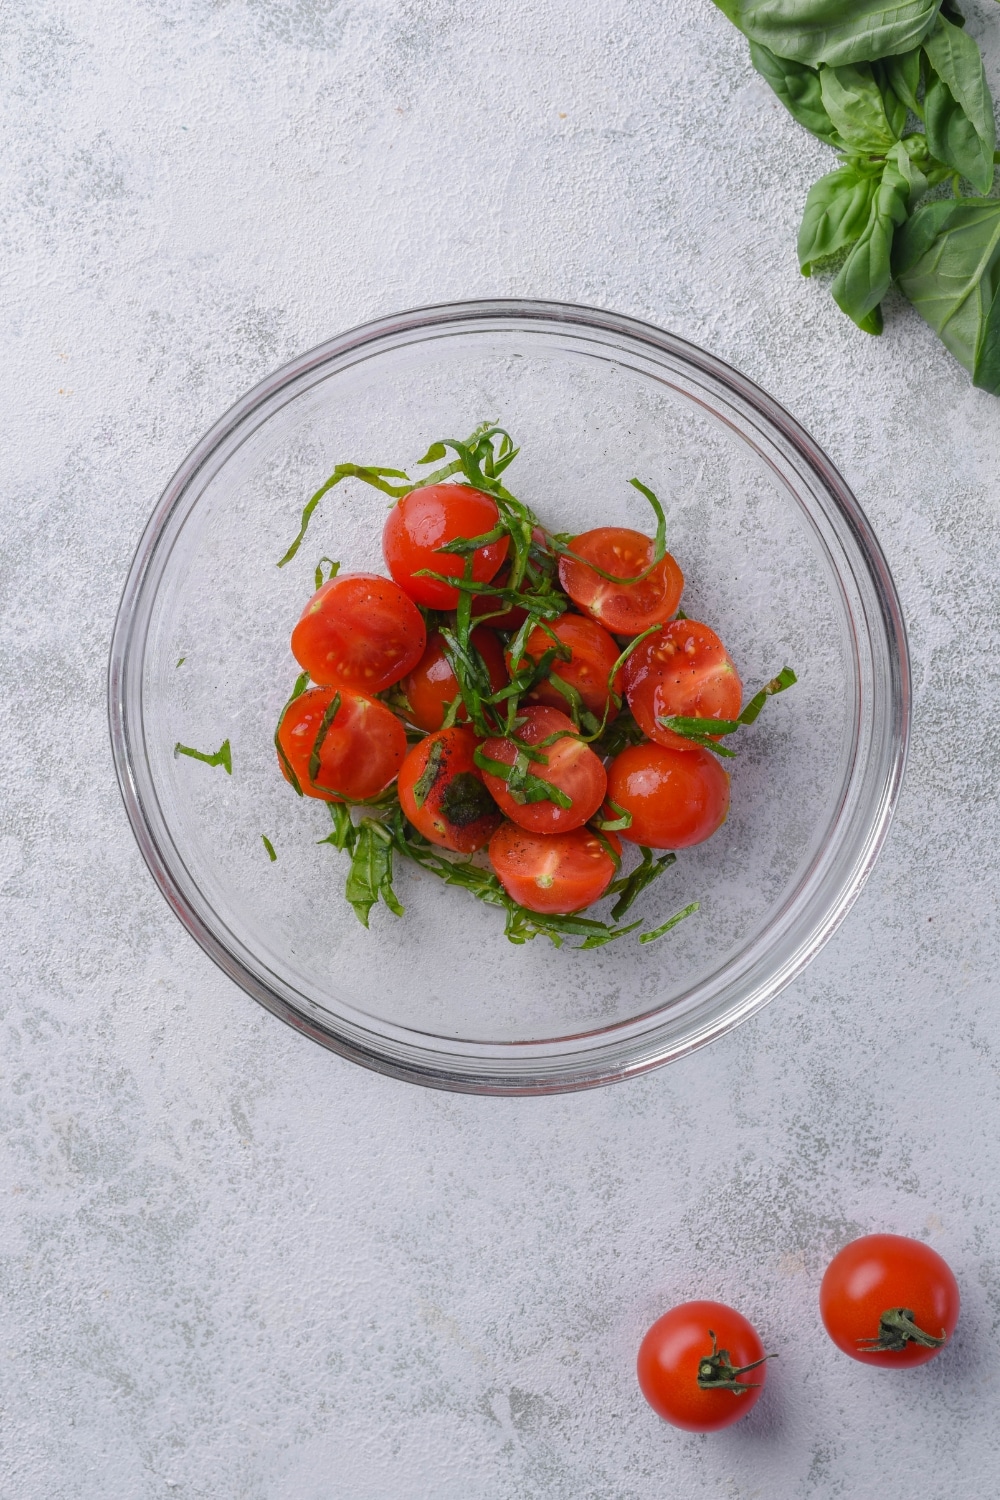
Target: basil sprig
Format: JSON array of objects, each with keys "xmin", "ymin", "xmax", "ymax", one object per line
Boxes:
[{"xmin": 716, "ymin": 0, "xmax": 1000, "ymax": 392}]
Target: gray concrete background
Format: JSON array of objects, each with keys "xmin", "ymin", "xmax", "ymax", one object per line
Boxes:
[{"xmin": 3, "ymin": 0, "xmax": 1000, "ymax": 1495}]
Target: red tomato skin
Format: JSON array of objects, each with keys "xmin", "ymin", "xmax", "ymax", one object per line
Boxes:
[
  {"xmin": 624, "ymin": 620, "xmax": 742, "ymax": 751},
  {"xmin": 514, "ymin": 614, "xmax": 624, "ymax": 720},
  {"xmin": 480, "ymin": 706, "xmax": 607, "ymax": 835},
  {"xmin": 558, "ymin": 527, "xmax": 684, "ymax": 635},
  {"xmin": 277, "ymin": 686, "xmax": 407, "ymax": 802},
  {"xmin": 637, "ymin": 1301, "xmax": 767, "ymax": 1432},
  {"xmin": 819, "ymin": 1235, "xmax": 960, "ymax": 1368},
  {"xmin": 397, "ymin": 726, "xmax": 501, "ymax": 853},
  {"xmin": 488, "ymin": 823, "xmax": 621, "ymax": 915},
  {"xmin": 290, "ymin": 573, "xmax": 426, "ymax": 692},
  {"xmin": 402, "ymin": 628, "xmax": 508, "ymax": 733},
  {"xmin": 606, "ymin": 743, "xmax": 730, "ymax": 849},
  {"xmin": 382, "ymin": 484, "xmax": 509, "ymax": 609}
]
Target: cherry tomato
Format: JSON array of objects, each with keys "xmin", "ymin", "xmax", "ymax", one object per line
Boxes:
[
  {"xmin": 820, "ymin": 1235, "xmax": 960, "ymax": 1368},
  {"xmin": 558, "ymin": 527, "xmax": 684, "ymax": 634},
  {"xmin": 637, "ymin": 1300, "xmax": 770, "ymax": 1432},
  {"xmin": 624, "ymin": 619, "xmax": 742, "ymax": 750},
  {"xmin": 397, "ymin": 726, "xmax": 501, "ymax": 854},
  {"xmin": 514, "ymin": 614, "xmax": 623, "ymax": 721},
  {"xmin": 276, "ymin": 685, "xmax": 407, "ymax": 802},
  {"xmin": 489, "ymin": 822, "xmax": 620, "ymax": 915},
  {"xmin": 470, "ymin": 529, "xmax": 553, "ymax": 629},
  {"xmin": 606, "ymin": 742, "xmax": 729, "ymax": 849},
  {"xmin": 479, "ymin": 706, "xmax": 607, "ymax": 834},
  {"xmin": 290, "ymin": 573, "xmax": 426, "ymax": 692},
  {"xmin": 402, "ymin": 627, "xmax": 508, "ymax": 733},
  {"xmin": 383, "ymin": 483, "xmax": 509, "ymax": 609}
]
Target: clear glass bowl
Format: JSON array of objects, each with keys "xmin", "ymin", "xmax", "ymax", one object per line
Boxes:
[{"xmin": 108, "ymin": 300, "xmax": 909, "ymax": 1094}]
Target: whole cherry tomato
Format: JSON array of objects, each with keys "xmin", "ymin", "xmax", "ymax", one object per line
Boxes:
[
  {"xmin": 637, "ymin": 1300, "xmax": 771, "ymax": 1432},
  {"xmin": 606, "ymin": 742, "xmax": 729, "ymax": 849},
  {"xmin": 383, "ymin": 483, "xmax": 509, "ymax": 609},
  {"xmin": 290, "ymin": 572, "xmax": 426, "ymax": 692},
  {"xmin": 820, "ymin": 1234, "xmax": 960, "ymax": 1368},
  {"xmin": 478, "ymin": 706, "xmax": 607, "ymax": 834},
  {"xmin": 558, "ymin": 527, "xmax": 684, "ymax": 634},
  {"xmin": 276, "ymin": 685, "xmax": 407, "ymax": 802},
  {"xmin": 397, "ymin": 726, "xmax": 501, "ymax": 853},
  {"xmin": 488, "ymin": 822, "xmax": 620, "ymax": 915},
  {"xmin": 624, "ymin": 619, "xmax": 742, "ymax": 750},
  {"xmin": 514, "ymin": 614, "xmax": 623, "ymax": 721},
  {"xmin": 402, "ymin": 627, "xmax": 508, "ymax": 733}
]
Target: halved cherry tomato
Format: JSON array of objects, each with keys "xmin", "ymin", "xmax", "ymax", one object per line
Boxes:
[
  {"xmin": 637, "ymin": 1301, "xmax": 770, "ymax": 1432},
  {"xmin": 558, "ymin": 527, "xmax": 683, "ymax": 635},
  {"xmin": 478, "ymin": 706, "xmax": 607, "ymax": 834},
  {"xmin": 398, "ymin": 726, "xmax": 501, "ymax": 853},
  {"xmin": 383, "ymin": 483, "xmax": 509, "ymax": 609},
  {"xmin": 402, "ymin": 627, "xmax": 508, "ymax": 733},
  {"xmin": 489, "ymin": 823, "xmax": 620, "ymax": 915},
  {"xmin": 624, "ymin": 619, "xmax": 742, "ymax": 750},
  {"xmin": 290, "ymin": 573, "xmax": 426, "ymax": 692},
  {"xmin": 276, "ymin": 685, "xmax": 407, "ymax": 802},
  {"xmin": 606, "ymin": 742, "xmax": 729, "ymax": 848},
  {"xmin": 820, "ymin": 1235, "xmax": 960, "ymax": 1368},
  {"xmin": 514, "ymin": 614, "xmax": 623, "ymax": 722}
]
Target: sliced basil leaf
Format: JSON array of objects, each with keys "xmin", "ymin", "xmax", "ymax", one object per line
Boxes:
[
  {"xmin": 749, "ymin": 43, "xmax": 843, "ymax": 146},
  {"xmin": 344, "ymin": 821, "xmax": 404, "ymax": 927},
  {"xmin": 894, "ymin": 198, "xmax": 1000, "ymax": 393},
  {"xmin": 712, "ymin": 0, "xmax": 942, "ymax": 68}
]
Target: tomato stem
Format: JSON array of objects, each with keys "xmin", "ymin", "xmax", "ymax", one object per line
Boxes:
[
  {"xmin": 857, "ymin": 1308, "xmax": 947, "ymax": 1353},
  {"xmin": 696, "ymin": 1331, "xmax": 776, "ymax": 1395}
]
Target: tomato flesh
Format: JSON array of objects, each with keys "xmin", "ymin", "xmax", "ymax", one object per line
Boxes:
[
  {"xmin": 402, "ymin": 627, "xmax": 508, "ymax": 733},
  {"xmin": 624, "ymin": 619, "xmax": 742, "ymax": 750},
  {"xmin": 515, "ymin": 614, "xmax": 623, "ymax": 721},
  {"xmin": 489, "ymin": 823, "xmax": 620, "ymax": 915},
  {"xmin": 479, "ymin": 706, "xmax": 607, "ymax": 834},
  {"xmin": 276, "ymin": 686, "xmax": 407, "ymax": 802},
  {"xmin": 637, "ymin": 1300, "xmax": 768, "ymax": 1432},
  {"xmin": 558, "ymin": 527, "xmax": 683, "ymax": 634},
  {"xmin": 819, "ymin": 1234, "xmax": 960, "ymax": 1368},
  {"xmin": 290, "ymin": 572, "xmax": 426, "ymax": 692},
  {"xmin": 398, "ymin": 726, "xmax": 501, "ymax": 853},
  {"xmin": 383, "ymin": 483, "xmax": 509, "ymax": 609},
  {"xmin": 606, "ymin": 742, "xmax": 729, "ymax": 849}
]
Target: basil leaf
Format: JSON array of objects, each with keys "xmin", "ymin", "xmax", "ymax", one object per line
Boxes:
[
  {"xmin": 894, "ymin": 198, "xmax": 1000, "ymax": 393},
  {"xmin": 798, "ymin": 163, "xmax": 880, "ymax": 275},
  {"xmin": 819, "ymin": 62, "xmax": 899, "ymax": 151},
  {"xmin": 712, "ymin": 0, "xmax": 942, "ymax": 68},
  {"xmin": 748, "ymin": 43, "xmax": 843, "ymax": 146},
  {"xmin": 610, "ymin": 848, "xmax": 676, "ymax": 923},
  {"xmin": 831, "ymin": 141, "xmax": 925, "ymax": 332},
  {"xmin": 880, "ymin": 47, "xmax": 924, "ymax": 119},
  {"xmin": 922, "ymin": 14, "xmax": 996, "ymax": 193}
]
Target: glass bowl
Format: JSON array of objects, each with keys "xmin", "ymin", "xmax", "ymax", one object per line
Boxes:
[{"xmin": 108, "ymin": 300, "xmax": 909, "ymax": 1094}]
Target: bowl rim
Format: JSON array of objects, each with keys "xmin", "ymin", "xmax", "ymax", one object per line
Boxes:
[{"xmin": 108, "ymin": 297, "xmax": 910, "ymax": 1094}]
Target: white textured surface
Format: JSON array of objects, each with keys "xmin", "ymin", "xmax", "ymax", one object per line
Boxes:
[{"xmin": 3, "ymin": 0, "xmax": 1000, "ymax": 1495}]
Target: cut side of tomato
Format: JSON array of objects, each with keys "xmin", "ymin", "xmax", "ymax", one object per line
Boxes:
[
  {"xmin": 478, "ymin": 705, "xmax": 607, "ymax": 834},
  {"xmin": 624, "ymin": 619, "xmax": 742, "ymax": 750},
  {"xmin": 290, "ymin": 572, "xmax": 426, "ymax": 692},
  {"xmin": 276, "ymin": 685, "xmax": 407, "ymax": 802},
  {"xmin": 558, "ymin": 527, "xmax": 683, "ymax": 634},
  {"xmin": 489, "ymin": 822, "xmax": 620, "ymax": 915},
  {"xmin": 382, "ymin": 483, "xmax": 509, "ymax": 609},
  {"xmin": 606, "ymin": 742, "xmax": 729, "ymax": 848},
  {"xmin": 402, "ymin": 627, "xmax": 508, "ymax": 733},
  {"xmin": 398, "ymin": 726, "xmax": 501, "ymax": 853},
  {"xmin": 514, "ymin": 613, "xmax": 623, "ymax": 722}
]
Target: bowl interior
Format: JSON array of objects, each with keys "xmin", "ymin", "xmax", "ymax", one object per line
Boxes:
[{"xmin": 113, "ymin": 305, "xmax": 906, "ymax": 1090}]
